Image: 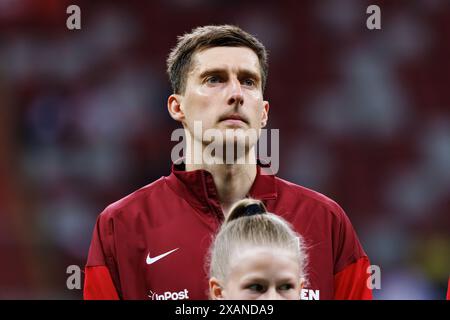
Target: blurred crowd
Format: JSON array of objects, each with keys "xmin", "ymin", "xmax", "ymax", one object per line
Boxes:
[{"xmin": 0, "ymin": 0, "xmax": 448, "ymax": 299}]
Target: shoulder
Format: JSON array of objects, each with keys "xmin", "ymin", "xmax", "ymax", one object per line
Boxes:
[
  {"xmin": 273, "ymin": 176, "xmax": 368, "ymax": 269},
  {"xmin": 98, "ymin": 177, "xmax": 167, "ymax": 221},
  {"xmin": 274, "ymin": 176, "xmax": 348, "ymax": 221}
]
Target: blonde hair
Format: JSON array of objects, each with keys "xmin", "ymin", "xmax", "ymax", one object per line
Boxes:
[{"xmin": 208, "ymin": 198, "xmax": 308, "ymax": 285}]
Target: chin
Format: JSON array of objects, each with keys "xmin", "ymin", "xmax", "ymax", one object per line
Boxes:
[{"xmin": 223, "ymin": 136, "xmax": 249, "ymax": 148}]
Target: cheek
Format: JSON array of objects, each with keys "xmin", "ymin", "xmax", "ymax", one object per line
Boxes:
[
  {"xmin": 188, "ymin": 86, "xmax": 219, "ymax": 106},
  {"xmin": 196, "ymin": 85, "xmax": 220, "ymax": 98},
  {"xmin": 285, "ymin": 287, "xmax": 302, "ymax": 300},
  {"xmin": 246, "ymin": 96, "xmax": 264, "ymax": 115},
  {"xmin": 182, "ymin": 101, "xmax": 207, "ymax": 127},
  {"xmin": 183, "ymin": 92, "xmax": 218, "ymax": 120},
  {"xmin": 247, "ymin": 107, "xmax": 265, "ymax": 128},
  {"xmin": 233, "ymin": 289, "xmax": 254, "ymax": 300}
]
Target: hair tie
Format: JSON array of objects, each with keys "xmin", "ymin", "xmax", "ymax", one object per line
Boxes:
[{"xmin": 244, "ymin": 203, "xmax": 265, "ymax": 216}]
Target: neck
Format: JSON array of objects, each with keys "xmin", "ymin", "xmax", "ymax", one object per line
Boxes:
[{"xmin": 185, "ymin": 140, "xmax": 257, "ymax": 216}]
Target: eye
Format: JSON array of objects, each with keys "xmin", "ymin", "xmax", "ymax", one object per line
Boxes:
[
  {"xmin": 278, "ymin": 283, "xmax": 294, "ymax": 291},
  {"xmin": 242, "ymin": 78, "xmax": 256, "ymax": 87},
  {"xmin": 205, "ymin": 75, "xmax": 222, "ymax": 84},
  {"xmin": 247, "ymin": 283, "xmax": 265, "ymax": 292}
]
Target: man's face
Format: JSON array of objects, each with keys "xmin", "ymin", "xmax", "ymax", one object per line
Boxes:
[{"xmin": 175, "ymin": 46, "xmax": 269, "ymax": 149}]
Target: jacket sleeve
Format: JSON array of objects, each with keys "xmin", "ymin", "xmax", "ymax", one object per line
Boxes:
[
  {"xmin": 84, "ymin": 210, "xmax": 120, "ymax": 300},
  {"xmin": 447, "ymin": 277, "xmax": 450, "ymax": 300},
  {"xmin": 331, "ymin": 203, "xmax": 373, "ymax": 300},
  {"xmin": 334, "ymin": 256, "xmax": 373, "ymax": 299}
]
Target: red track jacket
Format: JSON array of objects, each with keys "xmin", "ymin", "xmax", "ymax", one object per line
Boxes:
[{"xmin": 84, "ymin": 161, "xmax": 372, "ymax": 300}]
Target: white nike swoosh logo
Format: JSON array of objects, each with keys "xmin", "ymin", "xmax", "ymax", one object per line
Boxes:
[{"xmin": 146, "ymin": 248, "xmax": 179, "ymax": 265}]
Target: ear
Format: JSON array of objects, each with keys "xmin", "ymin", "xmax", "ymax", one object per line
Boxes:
[
  {"xmin": 300, "ymin": 277, "xmax": 305, "ymax": 290},
  {"xmin": 209, "ymin": 277, "xmax": 225, "ymax": 300},
  {"xmin": 167, "ymin": 94, "xmax": 185, "ymax": 122},
  {"xmin": 261, "ymin": 100, "xmax": 270, "ymax": 128},
  {"xmin": 297, "ymin": 278, "xmax": 305, "ymax": 300}
]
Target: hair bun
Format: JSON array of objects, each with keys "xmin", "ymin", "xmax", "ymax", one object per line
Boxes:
[
  {"xmin": 243, "ymin": 203, "xmax": 265, "ymax": 216},
  {"xmin": 226, "ymin": 199, "xmax": 267, "ymax": 223}
]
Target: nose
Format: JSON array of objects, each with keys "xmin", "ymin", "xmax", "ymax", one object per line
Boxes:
[{"xmin": 227, "ymin": 78, "xmax": 244, "ymax": 107}]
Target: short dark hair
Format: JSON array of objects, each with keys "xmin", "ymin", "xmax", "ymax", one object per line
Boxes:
[{"xmin": 166, "ymin": 25, "xmax": 268, "ymax": 94}]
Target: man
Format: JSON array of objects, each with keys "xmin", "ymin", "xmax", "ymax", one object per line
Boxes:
[{"xmin": 84, "ymin": 25, "xmax": 372, "ymax": 300}]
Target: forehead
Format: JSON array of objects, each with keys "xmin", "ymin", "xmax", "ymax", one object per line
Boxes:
[
  {"xmin": 189, "ymin": 46, "xmax": 261, "ymax": 75},
  {"xmin": 229, "ymin": 247, "xmax": 299, "ymax": 278}
]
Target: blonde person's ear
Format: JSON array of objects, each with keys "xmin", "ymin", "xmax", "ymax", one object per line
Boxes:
[
  {"xmin": 300, "ymin": 277, "xmax": 305, "ymax": 290},
  {"xmin": 167, "ymin": 94, "xmax": 185, "ymax": 122},
  {"xmin": 209, "ymin": 277, "xmax": 225, "ymax": 300},
  {"xmin": 297, "ymin": 278, "xmax": 305, "ymax": 300}
]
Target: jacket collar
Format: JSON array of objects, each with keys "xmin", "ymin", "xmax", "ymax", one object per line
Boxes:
[{"xmin": 165, "ymin": 159, "xmax": 277, "ymax": 218}]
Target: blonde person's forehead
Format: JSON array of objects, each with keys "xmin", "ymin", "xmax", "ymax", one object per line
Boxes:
[
  {"xmin": 228, "ymin": 246, "xmax": 299, "ymax": 269},
  {"xmin": 226, "ymin": 246, "xmax": 301, "ymax": 280}
]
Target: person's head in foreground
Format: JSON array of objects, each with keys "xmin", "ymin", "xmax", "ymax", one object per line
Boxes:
[{"xmin": 208, "ymin": 199, "xmax": 308, "ymax": 300}]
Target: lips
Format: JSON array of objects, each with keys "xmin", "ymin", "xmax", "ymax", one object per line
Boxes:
[{"xmin": 219, "ymin": 114, "xmax": 248, "ymax": 124}]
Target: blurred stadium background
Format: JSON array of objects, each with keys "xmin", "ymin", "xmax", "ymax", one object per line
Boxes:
[{"xmin": 0, "ymin": 0, "xmax": 449, "ymax": 299}]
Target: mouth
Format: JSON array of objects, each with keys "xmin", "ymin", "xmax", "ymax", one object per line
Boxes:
[{"xmin": 219, "ymin": 114, "xmax": 248, "ymax": 126}]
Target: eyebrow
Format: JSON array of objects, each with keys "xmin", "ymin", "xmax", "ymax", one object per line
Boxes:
[
  {"xmin": 241, "ymin": 274, "xmax": 297, "ymax": 284},
  {"xmin": 240, "ymin": 277, "xmax": 268, "ymax": 285},
  {"xmin": 198, "ymin": 67, "xmax": 261, "ymax": 82}
]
